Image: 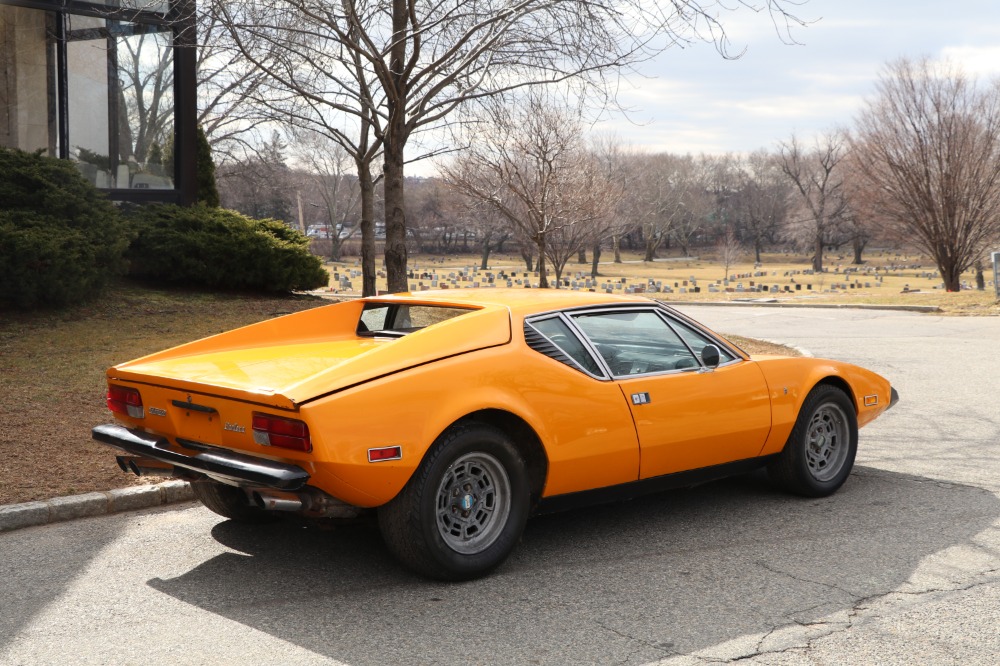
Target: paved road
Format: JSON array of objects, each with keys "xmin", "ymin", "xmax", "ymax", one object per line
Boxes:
[{"xmin": 1, "ymin": 307, "xmax": 998, "ymax": 665}]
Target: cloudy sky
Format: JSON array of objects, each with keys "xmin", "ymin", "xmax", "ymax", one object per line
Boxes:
[{"xmin": 592, "ymin": 0, "xmax": 1000, "ymax": 155}]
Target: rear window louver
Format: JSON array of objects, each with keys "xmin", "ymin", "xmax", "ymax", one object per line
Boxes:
[{"xmin": 523, "ymin": 322, "xmax": 577, "ymax": 369}]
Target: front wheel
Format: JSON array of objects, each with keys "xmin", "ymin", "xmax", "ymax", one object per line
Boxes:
[
  {"xmin": 768, "ymin": 385, "xmax": 858, "ymax": 497},
  {"xmin": 378, "ymin": 422, "xmax": 530, "ymax": 581}
]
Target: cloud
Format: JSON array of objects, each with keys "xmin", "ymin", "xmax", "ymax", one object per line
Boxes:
[{"xmin": 938, "ymin": 46, "xmax": 1000, "ymax": 78}]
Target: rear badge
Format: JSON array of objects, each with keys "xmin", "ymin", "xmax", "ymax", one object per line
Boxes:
[
  {"xmin": 631, "ymin": 392, "xmax": 651, "ymax": 405},
  {"xmin": 148, "ymin": 407, "xmax": 167, "ymax": 417},
  {"xmin": 224, "ymin": 422, "xmax": 246, "ymax": 433}
]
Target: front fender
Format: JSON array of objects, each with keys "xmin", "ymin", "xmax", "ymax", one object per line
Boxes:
[{"xmin": 753, "ymin": 356, "xmax": 893, "ymax": 456}]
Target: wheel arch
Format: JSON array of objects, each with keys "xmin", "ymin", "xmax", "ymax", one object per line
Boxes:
[
  {"xmin": 813, "ymin": 375, "xmax": 859, "ymax": 414},
  {"xmin": 451, "ymin": 409, "xmax": 549, "ymax": 509}
]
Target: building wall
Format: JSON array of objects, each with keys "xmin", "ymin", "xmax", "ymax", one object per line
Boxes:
[{"xmin": 1, "ymin": 6, "xmax": 53, "ymax": 154}]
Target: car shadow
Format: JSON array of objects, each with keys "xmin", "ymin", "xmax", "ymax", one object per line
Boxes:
[{"xmin": 147, "ymin": 466, "xmax": 1000, "ymax": 665}]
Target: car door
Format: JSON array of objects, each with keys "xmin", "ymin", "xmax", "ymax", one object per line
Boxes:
[{"xmin": 569, "ymin": 309, "xmax": 772, "ymax": 479}]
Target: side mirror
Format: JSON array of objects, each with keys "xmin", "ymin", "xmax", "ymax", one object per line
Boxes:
[{"xmin": 701, "ymin": 344, "xmax": 721, "ymax": 369}]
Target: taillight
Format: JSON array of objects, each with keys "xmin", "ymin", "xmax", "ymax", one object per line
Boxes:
[
  {"xmin": 107, "ymin": 385, "xmax": 144, "ymax": 419},
  {"xmin": 252, "ymin": 412, "xmax": 312, "ymax": 452}
]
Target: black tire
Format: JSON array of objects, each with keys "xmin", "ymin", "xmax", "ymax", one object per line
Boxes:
[
  {"xmin": 190, "ymin": 480, "xmax": 274, "ymax": 523},
  {"xmin": 768, "ymin": 385, "xmax": 859, "ymax": 497},
  {"xmin": 378, "ymin": 422, "xmax": 530, "ymax": 581}
]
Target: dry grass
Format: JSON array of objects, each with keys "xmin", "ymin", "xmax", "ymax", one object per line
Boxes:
[{"xmin": 321, "ymin": 249, "xmax": 1000, "ymax": 315}]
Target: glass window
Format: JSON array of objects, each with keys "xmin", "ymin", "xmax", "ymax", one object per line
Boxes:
[
  {"xmin": 668, "ymin": 319, "xmax": 737, "ymax": 365},
  {"xmin": 67, "ymin": 15, "xmax": 174, "ymax": 190},
  {"xmin": 572, "ymin": 310, "xmax": 700, "ymax": 377},
  {"xmin": 358, "ymin": 304, "xmax": 472, "ymax": 336},
  {"xmin": 530, "ymin": 316, "xmax": 603, "ymax": 376}
]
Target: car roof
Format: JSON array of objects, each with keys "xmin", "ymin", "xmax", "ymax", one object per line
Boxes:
[{"xmin": 363, "ymin": 288, "xmax": 654, "ymax": 318}]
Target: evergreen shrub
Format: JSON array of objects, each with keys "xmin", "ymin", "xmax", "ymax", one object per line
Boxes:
[
  {"xmin": 126, "ymin": 204, "xmax": 329, "ymax": 292},
  {"xmin": 0, "ymin": 148, "xmax": 130, "ymax": 309}
]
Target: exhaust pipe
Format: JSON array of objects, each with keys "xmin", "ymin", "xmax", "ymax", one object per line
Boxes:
[
  {"xmin": 116, "ymin": 456, "xmax": 177, "ymax": 478},
  {"xmin": 250, "ymin": 489, "xmax": 360, "ymax": 519},
  {"xmin": 253, "ymin": 490, "xmax": 304, "ymax": 512}
]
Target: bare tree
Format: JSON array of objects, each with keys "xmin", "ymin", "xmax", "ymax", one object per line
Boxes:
[
  {"xmin": 441, "ymin": 93, "xmax": 612, "ymax": 288},
  {"xmin": 195, "ymin": 7, "xmax": 272, "ymax": 163},
  {"xmin": 626, "ymin": 153, "xmax": 699, "ymax": 261},
  {"xmin": 734, "ymin": 150, "xmax": 788, "ymax": 263},
  {"xmin": 851, "ymin": 57, "xmax": 1000, "ymax": 291},
  {"xmin": 209, "ymin": 0, "xmax": 806, "ymax": 292},
  {"xmin": 779, "ymin": 132, "xmax": 850, "ymax": 272},
  {"xmin": 217, "ymin": 130, "xmax": 293, "ymax": 222},
  {"xmin": 292, "ymin": 130, "xmax": 361, "ymax": 260},
  {"xmin": 717, "ymin": 224, "xmax": 743, "ymax": 282}
]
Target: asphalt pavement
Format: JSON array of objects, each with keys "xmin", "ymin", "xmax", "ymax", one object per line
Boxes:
[{"xmin": 0, "ymin": 306, "xmax": 998, "ymax": 665}]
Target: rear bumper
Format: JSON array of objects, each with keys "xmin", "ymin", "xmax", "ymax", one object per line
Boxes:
[{"xmin": 92, "ymin": 424, "xmax": 310, "ymax": 491}]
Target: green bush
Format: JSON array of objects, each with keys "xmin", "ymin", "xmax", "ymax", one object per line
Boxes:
[
  {"xmin": 0, "ymin": 148, "xmax": 130, "ymax": 309},
  {"xmin": 125, "ymin": 204, "xmax": 329, "ymax": 292}
]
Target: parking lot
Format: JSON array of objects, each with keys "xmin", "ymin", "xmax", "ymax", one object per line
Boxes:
[{"xmin": 1, "ymin": 306, "xmax": 998, "ymax": 665}]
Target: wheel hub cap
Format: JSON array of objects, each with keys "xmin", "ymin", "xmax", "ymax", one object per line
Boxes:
[
  {"xmin": 805, "ymin": 403, "xmax": 851, "ymax": 482},
  {"xmin": 436, "ymin": 452, "xmax": 512, "ymax": 555}
]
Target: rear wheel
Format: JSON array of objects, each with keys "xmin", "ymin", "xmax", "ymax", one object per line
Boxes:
[
  {"xmin": 191, "ymin": 480, "xmax": 274, "ymax": 523},
  {"xmin": 378, "ymin": 422, "xmax": 530, "ymax": 581},
  {"xmin": 768, "ymin": 385, "xmax": 858, "ymax": 497}
]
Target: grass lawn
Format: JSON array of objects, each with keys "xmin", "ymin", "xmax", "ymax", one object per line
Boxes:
[{"xmin": 321, "ymin": 248, "xmax": 1000, "ymax": 315}]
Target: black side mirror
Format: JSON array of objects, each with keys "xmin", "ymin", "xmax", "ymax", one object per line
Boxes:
[{"xmin": 701, "ymin": 344, "xmax": 721, "ymax": 369}]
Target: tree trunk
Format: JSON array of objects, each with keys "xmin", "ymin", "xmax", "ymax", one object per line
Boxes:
[
  {"xmin": 536, "ymin": 235, "xmax": 548, "ymax": 288},
  {"xmin": 577, "ymin": 249, "xmax": 587, "ymax": 264},
  {"xmin": 383, "ymin": 0, "xmax": 409, "ymax": 293},
  {"xmin": 357, "ymin": 163, "xmax": 377, "ymax": 296},
  {"xmin": 383, "ymin": 143, "xmax": 408, "ymax": 293},
  {"xmin": 813, "ymin": 234, "xmax": 824, "ymax": 272},
  {"xmin": 613, "ymin": 235, "xmax": 622, "ymax": 263},
  {"xmin": 520, "ymin": 245, "xmax": 534, "ymax": 272},
  {"xmin": 975, "ymin": 261, "xmax": 986, "ymax": 291},
  {"xmin": 754, "ymin": 240, "xmax": 762, "ymax": 264},
  {"xmin": 590, "ymin": 242, "xmax": 602, "ymax": 278},
  {"xmin": 644, "ymin": 238, "xmax": 656, "ymax": 262},
  {"xmin": 480, "ymin": 232, "xmax": 492, "ymax": 270},
  {"xmin": 852, "ymin": 237, "xmax": 866, "ymax": 265}
]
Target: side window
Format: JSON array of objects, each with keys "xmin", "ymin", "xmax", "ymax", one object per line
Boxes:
[
  {"xmin": 529, "ymin": 317, "xmax": 603, "ymax": 376},
  {"xmin": 359, "ymin": 306, "xmax": 389, "ymax": 333},
  {"xmin": 668, "ymin": 319, "xmax": 737, "ymax": 365},
  {"xmin": 572, "ymin": 311, "xmax": 699, "ymax": 377}
]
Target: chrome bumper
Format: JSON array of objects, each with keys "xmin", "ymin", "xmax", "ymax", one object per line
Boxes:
[{"xmin": 92, "ymin": 423, "xmax": 310, "ymax": 491}]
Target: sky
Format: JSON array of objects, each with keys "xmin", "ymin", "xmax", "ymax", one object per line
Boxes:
[{"xmin": 589, "ymin": 0, "xmax": 1000, "ymax": 156}]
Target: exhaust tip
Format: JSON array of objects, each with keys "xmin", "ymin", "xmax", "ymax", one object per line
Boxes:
[{"xmin": 252, "ymin": 491, "xmax": 304, "ymax": 512}]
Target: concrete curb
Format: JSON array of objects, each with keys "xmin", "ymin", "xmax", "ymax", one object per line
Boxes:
[{"xmin": 0, "ymin": 480, "xmax": 195, "ymax": 534}]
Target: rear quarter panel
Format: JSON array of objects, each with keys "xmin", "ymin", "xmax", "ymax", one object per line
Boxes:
[{"xmin": 301, "ymin": 343, "xmax": 640, "ymax": 507}]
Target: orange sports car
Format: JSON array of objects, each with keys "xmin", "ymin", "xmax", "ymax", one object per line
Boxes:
[{"xmin": 93, "ymin": 289, "xmax": 897, "ymax": 580}]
